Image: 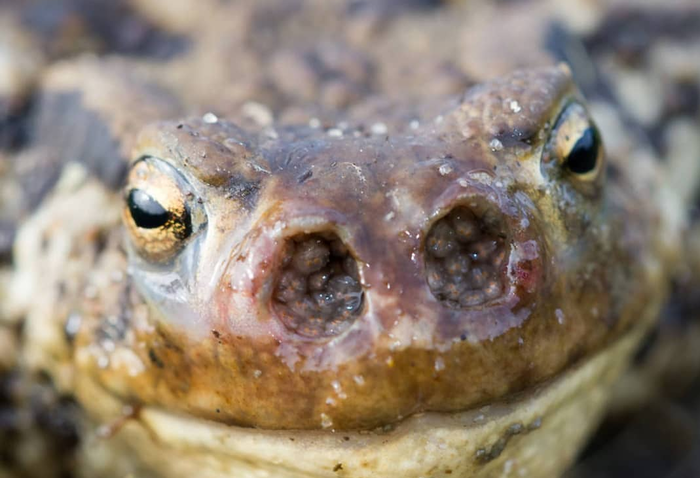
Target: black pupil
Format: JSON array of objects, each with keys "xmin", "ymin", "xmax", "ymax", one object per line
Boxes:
[
  {"xmin": 128, "ymin": 189, "xmax": 170, "ymax": 229},
  {"xmin": 566, "ymin": 127, "xmax": 600, "ymax": 174}
]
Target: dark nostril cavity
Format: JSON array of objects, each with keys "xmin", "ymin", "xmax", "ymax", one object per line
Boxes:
[
  {"xmin": 272, "ymin": 232, "xmax": 363, "ymax": 338},
  {"xmin": 425, "ymin": 205, "xmax": 508, "ymax": 308}
]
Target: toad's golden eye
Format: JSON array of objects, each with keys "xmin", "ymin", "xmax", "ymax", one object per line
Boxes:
[
  {"xmin": 123, "ymin": 158, "xmax": 192, "ymax": 262},
  {"xmin": 547, "ymin": 102, "xmax": 604, "ymax": 181}
]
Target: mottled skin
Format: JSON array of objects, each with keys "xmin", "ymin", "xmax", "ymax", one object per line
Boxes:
[
  {"xmin": 0, "ymin": 0, "xmax": 698, "ymax": 477},
  {"xmin": 68, "ymin": 67, "xmax": 660, "ymax": 432}
]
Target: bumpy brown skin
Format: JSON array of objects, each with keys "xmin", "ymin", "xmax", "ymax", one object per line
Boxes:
[
  {"xmin": 60, "ymin": 65, "xmax": 663, "ymax": 431},
  {"xmin": 3, "ymin": 0, "xmax": 697, "ymax": 476}
]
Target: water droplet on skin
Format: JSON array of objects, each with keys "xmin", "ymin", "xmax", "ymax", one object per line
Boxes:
[
  {"xmin": 64, "ymin": 312, "xmax": 82, "ymax": 338},
  {"xmin": 371, "ymin": 122, "xmax": 388, "ymax": 135},
  {"xmin": 321, "ymin": 413, "xmax": 333, "ymax": 428},
  {"xmin": 438, "ymin": 163, "xmax": 453, "ymax": 176},
  {"xmin": 489, "ymin": 138, "xmax": 504, "ymax": 151},
  {"xmin": 434, "ymin": 356, "xmax": 445, "ymax": 372},
  {"xmin": 202, "ymin": 112, "xmax": 218, "ymax": 124},
  {"xmin": 556, "ymin": 309, "xmax": 565, "ymax": 325}
]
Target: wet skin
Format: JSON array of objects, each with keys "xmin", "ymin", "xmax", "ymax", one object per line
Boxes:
[
  {"xmin": 1, "ymin": 0, "xmax": 698, "ymax": 476},
  {"xmin": 68, "ymin": 67, "xmax": 662, "ymax": 431}
]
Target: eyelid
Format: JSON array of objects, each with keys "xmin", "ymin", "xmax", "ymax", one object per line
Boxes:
[
  {"xmin": 123, "ymin": 157, "xmax": 196, "ymax": 262},
  {"xmin": 551, "ymin": 103, "xmax": 603, "ymax": 178}
]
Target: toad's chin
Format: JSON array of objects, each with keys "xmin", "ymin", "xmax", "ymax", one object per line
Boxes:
[{"xmin": 73, "ymin": 322, "xmax": 647, "ymax": 478}]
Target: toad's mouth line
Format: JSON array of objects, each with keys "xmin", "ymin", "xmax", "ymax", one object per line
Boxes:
[{"xmin": 79, "ymin": 322, "xmax": 649, "ymax": 477}]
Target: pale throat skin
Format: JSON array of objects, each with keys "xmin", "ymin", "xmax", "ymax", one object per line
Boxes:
[{"xmin": 3, "ymin": 0, "xmax": 691, "ymax": 477}]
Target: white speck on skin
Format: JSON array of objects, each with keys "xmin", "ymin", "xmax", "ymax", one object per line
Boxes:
[
  {"xmin": 327, "ymin": 128, "xmax": 343, "ymax": 138},
  {"xmin": 65, "ymin": 313, "xmax": 82, "ymax": 337},
  {"xmin": 253, "ymin": 369, "xmax": 262, "ymax": 378},
  {"xmin": 438, "ymin": 163, "xmax": 453, "ymax": 176},
  {"xmin": 353, "ymin": 375, "xmax": 365, "ymax": 386},
  {"xmin": 371, "ymin": 122, "xmax": 388, "ymax": 135},
  {"xmin": 509, "ymin": 100, "xmax": 522, "ymax": 113},
  {"xmin": 384, "ymin": 211, "xmax": 396, "ymax": 221},
  {"xmin": 458, "ymin": 178, "xmax": 469, "ymax": 188},
  {"xmin": 242, "ymin": 101, "xmax": 273, "ymax": 126},
  {"xmin": 556, "ymin": 309, "xmax": 565, "ymax": 325},
  {"xmin": 434, "ymin": 357, "xmax": 445, "ymax": 372},
  {"xmin": 320, "ymin": 413, "xmax": 333, "ymax": 429},
  {"xmin": 202, "ymin": 112, "xmax": 218, "ymax": 124},
  {"xmin": 112, "ymin": 349, "xmax": 145, "ymax": 377},
  {"xmin": 309, "ymin": 117, "xmax": 321, "ymax": 128},
  {"xmin": 264, "ymin": 127, "xmax": 278, "ymax": 139},
  {"xmin": 250, "ymin": 161, "xmax": 271, "ymax": 175},
  {"xmin": 489, "ymin": 138, "xmax": 504, "ymax": 151},
  {"xmin": 504, "ymin": 459, "xmax": 514, "ymax": 474},
  {"xmin": 410, "ymin": 120, "xmax": 420, "ymax": 130}
]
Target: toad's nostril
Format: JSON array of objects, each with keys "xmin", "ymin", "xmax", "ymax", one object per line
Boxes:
[
  {"xmin": 425, "ymin": 205, "xmax": 508, "ymax": 308},
  {"xmin": 272, "ymin": 232, "xmax": 363, "ymax": 338}
]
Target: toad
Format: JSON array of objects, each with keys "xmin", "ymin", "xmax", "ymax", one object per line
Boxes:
[{"xmin": 1, "ymin": 0, "xmax": 699, "ymax": 477}]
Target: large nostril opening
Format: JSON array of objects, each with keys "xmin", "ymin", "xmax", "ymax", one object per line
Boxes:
[
  {"xmin": 425, "ymin": 205, "xmax": 509, "ymax": 308},
  {"xmin": 272, "ymin": 232, "xmax": 364, "ymax": 338}
]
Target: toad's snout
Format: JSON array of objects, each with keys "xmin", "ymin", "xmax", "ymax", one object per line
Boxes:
[
  {"xmin": 271, "ymin": 230, "xmax": 364, "ymax": 338},
  {"xmin": 424, "ymin": 201, "xmax": 510, "ymax": 309},
  {"xmin": 231, "ymin": 175, "xmax": 545, "ymax": 344}
]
